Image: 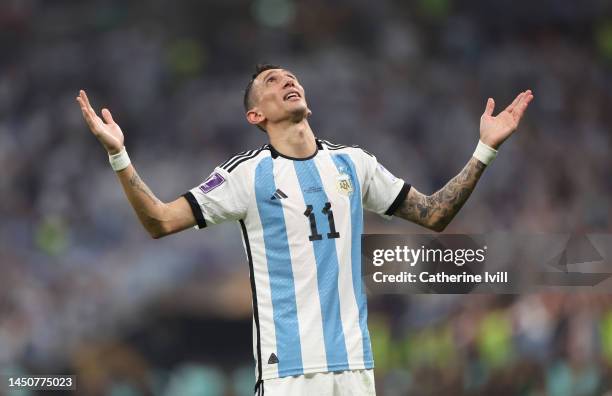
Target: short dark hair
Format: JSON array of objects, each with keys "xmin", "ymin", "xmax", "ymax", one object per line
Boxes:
[
  {"xmin": 243, "ymin": 63, "xmax": 281, "ymax": 133},
  {"xmin": 243, "ymin": 63, "xmax": 281, "ymax": 112}
]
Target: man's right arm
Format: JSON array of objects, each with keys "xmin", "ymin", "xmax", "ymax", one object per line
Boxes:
[
  {"xmin": 76, "ymin": 90, "xmax": 196, "ymax": 238},
  {"xmin": 115, "ymin": 165, "xmax": 196, "ymax": 238}
]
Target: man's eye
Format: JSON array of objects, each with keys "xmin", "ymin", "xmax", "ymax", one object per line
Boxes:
[{"xmin": 267, "ymin": 77, "xmax": 276, "ymax": 83}]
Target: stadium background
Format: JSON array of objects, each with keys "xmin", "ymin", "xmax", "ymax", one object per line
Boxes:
[{"xmin": 1, "ymin": 0, "xmax": 612, "ymax": 394}]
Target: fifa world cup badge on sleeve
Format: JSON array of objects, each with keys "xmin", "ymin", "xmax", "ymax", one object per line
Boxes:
[
  {"xmin": 199, "ymin": 172, "xmax": 225, "ymax": 194},
  {"xmin": 336, "ymin": 173, "xmax": 354, "ymax": 196}
]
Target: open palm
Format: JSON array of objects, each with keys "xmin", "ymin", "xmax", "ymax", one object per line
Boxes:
[
  {"xmin": 480, "ymin": 90, "xmax": 533, "ymax": 149},
  {"xmin": 76, "ymin": 90, "xmax": 124, "ymax": 154}
]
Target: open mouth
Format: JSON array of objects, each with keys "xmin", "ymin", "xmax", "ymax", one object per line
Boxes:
[{"xmin": 283, "ymin": 91, "xmax": 301, "ymax": 101}]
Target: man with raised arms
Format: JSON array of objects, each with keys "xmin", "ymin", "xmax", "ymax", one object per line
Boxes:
[{"xmin": 77, "ymin": 63, "xmax": 532, "ymax": 395}]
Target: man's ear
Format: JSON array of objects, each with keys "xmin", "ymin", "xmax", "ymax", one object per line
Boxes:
[{"xmin": 246, "ymin": 109, "xmax": 265, "ymax": 126}]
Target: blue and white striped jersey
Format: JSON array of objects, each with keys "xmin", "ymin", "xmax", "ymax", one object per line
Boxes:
[{"xmin": 183, "ymin": 138, "xmax": 410, "ymax": 382}]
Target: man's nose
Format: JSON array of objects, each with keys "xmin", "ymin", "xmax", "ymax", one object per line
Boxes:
[{"xmin": 283, "ymin": 79, "xmax": 295, "ymax": 89}]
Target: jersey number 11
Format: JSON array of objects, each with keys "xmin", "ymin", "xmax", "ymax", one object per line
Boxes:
[{"xmin": 304, "ymin": 202, "xmax": 340, "ymax": 241}]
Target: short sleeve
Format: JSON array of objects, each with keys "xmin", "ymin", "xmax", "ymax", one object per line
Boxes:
[
  {"xmin": 360, "ymin": 151, "xmax": 411, "ymax": 219},
  {"xmin": 182, "ymin": 167, "xmax": 249, "ymax": 229}
]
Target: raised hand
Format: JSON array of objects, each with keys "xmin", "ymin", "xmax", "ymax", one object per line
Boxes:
[
  {"xmin": 76, "ymin": 90, "xmax": 124, "ymax": 154},
  {"xmin": 480, "ymin": 90, "xmax": 534, "ymax": 149}
]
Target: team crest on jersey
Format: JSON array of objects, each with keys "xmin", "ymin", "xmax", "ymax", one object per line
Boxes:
[
  {"xmin": 336, "ymin": 173, "xmax": 354, "ymax": 196},
  {"xmin": 199, "ymin": 172, "xmax": 225, "ymax": 194}
]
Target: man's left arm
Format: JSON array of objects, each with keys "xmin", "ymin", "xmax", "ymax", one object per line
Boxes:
[{"xmin": 394, "ymin": 89, "xmax": 534, "ymax": 231}]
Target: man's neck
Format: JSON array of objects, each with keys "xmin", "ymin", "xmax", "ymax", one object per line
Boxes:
[{"xmin": 266, "ymin": 119, "xmax": 317, "ymax": 159}]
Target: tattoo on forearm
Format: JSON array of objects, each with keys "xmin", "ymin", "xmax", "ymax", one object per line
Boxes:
[
  {"xmin": 128, "ymin": 171, "xmax": 162, "ymax": 206},
  {"xmin": 397, "ymin": 157, "xmax": 486, "ymax": 230}
]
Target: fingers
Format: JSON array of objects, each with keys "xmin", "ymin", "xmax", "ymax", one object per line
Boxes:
[
  {"xmin": 483, "ymin": 98, "xmax": 495, "ymax": 116},
  {"xmin": 76, "ymin": 92, "xmax": 97, "ymax": 131},
  {"xmin": 79, "ymin": 90, "xmax": 96, "ymax": 114},
  {"xmin": 76, "ymin": 89, "xmax": 105, "ymax": 133},
  {"xmin": 101, "ymin": 108, "xmax": 115, "ymax": 125},
  {"xmin": 512, "ymin": 90, "xmax": 534, "ymax": 119},
  {"xmin": 505, "ymin": 91, "xmax": 524, "ymax": 113},
  {"xmin": 76, "ymin": 90, "xmax": 94, "ymax": 119},
  {"xmin": 506, "ymin": 89, "xmax": 533, "ymax": 113}
]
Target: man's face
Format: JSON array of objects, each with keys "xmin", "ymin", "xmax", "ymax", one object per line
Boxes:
[{"xmin": 250, "ymin": 69, "xmax": 310, "ymax": 126}]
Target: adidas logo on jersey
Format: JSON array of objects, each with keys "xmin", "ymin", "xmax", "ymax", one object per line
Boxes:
[
  {"xmin": 270, "ymin": 189, "xmax": 288, "ymax": 200},
  {"xmin": 268, "ymin": 353, "xmax": 279, "ymax": 364}
]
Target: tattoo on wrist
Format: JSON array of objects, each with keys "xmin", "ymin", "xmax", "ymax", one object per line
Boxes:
[{"xmin": 398, "ymin": 157, "xmax": 485, "ymax": 230}]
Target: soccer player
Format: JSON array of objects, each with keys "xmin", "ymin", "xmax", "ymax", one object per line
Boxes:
[{"xmin": 76, "ymin": 64, "xmax": 533, "ymax": 395}]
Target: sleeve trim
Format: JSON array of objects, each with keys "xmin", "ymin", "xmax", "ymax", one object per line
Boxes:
[
  {"xmin": 182, "ymin": 192, "xmax": 207, "ymax": 229},
  {"xmin": 384, "ymin": 183, "xmax": 411, "ymax": 216}
]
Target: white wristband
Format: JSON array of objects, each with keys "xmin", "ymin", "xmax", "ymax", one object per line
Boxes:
[
  {"xmin": 108, "ymin": 147, "xmax": 131, "ymax": 171},
  {"xmin": 473, "ymin": 140, "xmax": 497, "ymax": 166}
]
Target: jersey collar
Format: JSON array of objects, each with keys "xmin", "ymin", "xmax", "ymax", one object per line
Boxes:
[{"xmin": 269, "ymin": 138, "xmax": 323, "ymax": 161}]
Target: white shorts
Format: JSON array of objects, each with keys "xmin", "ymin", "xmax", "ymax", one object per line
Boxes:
[{"xmin": 256, "ymin": 369, "xmax": 376, "ymax": 396}]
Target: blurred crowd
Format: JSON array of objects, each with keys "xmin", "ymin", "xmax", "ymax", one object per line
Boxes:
[
  {"xmin": 1, "ymin": 0, "xmax": 611, "ymax": 394},
  {"xmin": 371, "ymin": 294, "xmax": 612, "ymax": 395}
]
